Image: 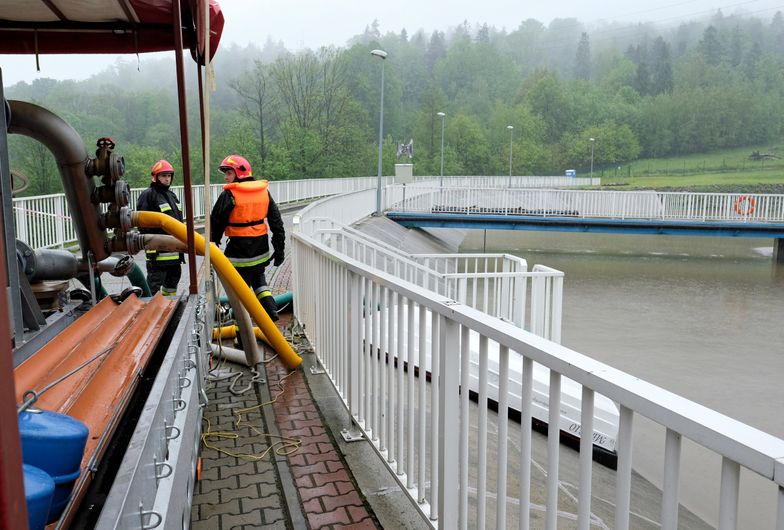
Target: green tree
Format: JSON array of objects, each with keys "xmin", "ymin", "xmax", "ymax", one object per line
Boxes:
[
  {"xmin": 698, "ymin": 26, "xmax": 724, "ymax": 65},
  {"xmin": 230, "ymin": 59, "xmax": 277, "ymax": 173},
  {"xmin": 574, "ymin": 32, "xmax": 591, "ymax": 81},
  {"xmin": 650, "ymin": 37, "xmax": 673, "ymax": 95}
]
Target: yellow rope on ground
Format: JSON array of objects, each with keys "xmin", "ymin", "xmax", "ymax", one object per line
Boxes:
[{"xmin": 201, "ymin": 370, "xmax": 301, "ymax": 461}]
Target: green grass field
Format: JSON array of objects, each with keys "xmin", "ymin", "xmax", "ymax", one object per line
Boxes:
[{"xmin": 596, "ymin": 144, "xmax": 784, "ymax": 190}]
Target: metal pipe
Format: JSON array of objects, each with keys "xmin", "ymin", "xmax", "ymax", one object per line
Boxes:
[
  {"xmin": 8, "ymin": 100, "xmax": 108, "ymax": 262},
  {"xmin": 172, "ymin": 0, "xmax": 198, "ymax": 295}
]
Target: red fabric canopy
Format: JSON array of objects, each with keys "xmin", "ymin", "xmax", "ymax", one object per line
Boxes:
[{"xmin": 0, "ymin": 0, "xmax": 223, "ymax": 62}]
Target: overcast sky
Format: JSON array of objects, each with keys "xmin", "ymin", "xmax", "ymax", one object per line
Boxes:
[{"xmin": 1, "ymin": 0, "xmax": 782, "ymax": 85}]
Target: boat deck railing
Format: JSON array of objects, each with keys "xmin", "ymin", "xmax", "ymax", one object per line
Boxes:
[{"xmin": 293, "ymin": 186, "xmax": 784, "ymax": 529}]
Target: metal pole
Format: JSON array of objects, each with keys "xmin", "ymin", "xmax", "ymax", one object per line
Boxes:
[
  {"xmin": 507, "ymin": 125, "xmax": 514, "ymax": 188},
  {"xmin": 173, "ymin": 0, "xmax": 198, "ymax": 294},
  {"xmin": 0, "ymin": 72, "xmax": 27, "ymax": 529},
  {"xmin": 438, "ymin": 112, "xmax": 445, "ymax": 188},
  {"xmin": 590, "ymin": 138, "xmax": 595, "ymax": 180},
  {"xmin": 376, "ymin": 60, "xmax": 385, "ymax": 215}
]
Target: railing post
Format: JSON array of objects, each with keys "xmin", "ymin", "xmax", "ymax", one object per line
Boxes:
[
  {"xmin": 438, "ymin": 313, "xmax": 459, "ymax": 529},
  {"xmin": 16, "ymin": 199, "xmax": 28, "ymax": 245},
  {"xmin": 615, "ymin": 405, "xmax": 634, "ymax": 530},
  {"xmin": 661, "ymin": 429, "xmax": 682, "ymax": 530},
  {"xmin": 348, "ymin": 271, "xmax": 361, "ymax": 414},
  {"xmin": 55, "ymin": 195, "xmax": 65, "ymax": 248},
  {"xmin": 718, "ymin": 457, "xmax": 740, "ymax": 530}
]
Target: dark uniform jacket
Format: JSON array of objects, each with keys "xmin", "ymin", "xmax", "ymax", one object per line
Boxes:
[
  {"xmin": 210, "ymin": 176, "xmax": 285, "ymax": 264},
  {"xmin": 136, "ymin": 182, "xmax": 184, "ymax": 264}
]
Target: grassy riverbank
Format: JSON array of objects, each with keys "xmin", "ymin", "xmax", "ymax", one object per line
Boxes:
[{"xmin": 593, "ymin": 145, "xmax": 784, "ymax": 192}]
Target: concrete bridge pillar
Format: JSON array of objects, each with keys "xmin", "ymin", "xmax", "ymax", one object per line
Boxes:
[{"xmin": 775, "ymin": 239, "xmax": 784, "ymax": 263}]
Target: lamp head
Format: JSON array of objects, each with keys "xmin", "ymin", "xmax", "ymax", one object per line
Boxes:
[
  {"xmin": 589, "ymin": 137, "xmax": 595, "ymax": 141},
  {"xmin": 437, "ymin": 112, "xmax": 445, "ymax": 117},
  {"xmin": 507, "ymin": 125, "xmax": 514, "ymax": 130},
  {"xmin": 370, "ymin": 49, "xmax": 388, "ymax": 59}
]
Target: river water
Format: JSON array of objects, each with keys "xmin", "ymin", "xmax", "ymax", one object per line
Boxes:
[{"xmin": 460, "ymin": 230, "xmax": 784, "ymax": 528}]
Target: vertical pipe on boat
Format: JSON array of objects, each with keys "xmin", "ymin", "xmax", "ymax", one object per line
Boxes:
[
  {"xmin": 661, "ymin": 428, "xmax": 682, "ymax": 530},
  {"xmin": 0, "ymin": 149, "xmax": 27, "ymax": 530},
  {"xmin": 172, "ymin": 0, "xmax": 198, "ymax": 294},
  {"xmin": 614, "ymin": 406, "xmax": 634, "ymax": 530},
  {"xmin": 577, "ymin": 387, "xmax": 595, "ymax": 530},
  {"xmin": 718, "ymin": 457, "xmax": 740, "ymax": 530}
]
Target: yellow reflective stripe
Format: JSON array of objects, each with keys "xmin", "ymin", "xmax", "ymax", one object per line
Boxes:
[
  {"xmin": 155, "ymin": 255, "xmax": 180, "ymax": 261},
  {"xmin": 230, "ymin": 256, "xmax": 267, "ymax": 268},
  {"xmin": 161, "ymin": 289, "xmax": 177, "ymax": 296},
  {"xmin": 159, "ymin": 203, "xmax": 172, "ymax": 212}
]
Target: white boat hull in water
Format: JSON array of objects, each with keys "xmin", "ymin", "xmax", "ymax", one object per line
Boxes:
[{"xmin": 367, "ymin": 305, "xmax": 619, "ymax": 455}]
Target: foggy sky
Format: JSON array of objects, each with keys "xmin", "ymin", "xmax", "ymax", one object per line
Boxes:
[{"xmin": 1, "ymin": 0, "xmax": 782, "ymax": 85}]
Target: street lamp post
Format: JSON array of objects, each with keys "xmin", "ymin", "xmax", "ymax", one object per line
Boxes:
[
  {"xmin": 437, "ymin": 112, "xmax": 446, "ymax": 188},
  {"xmin": 507, "ymin": 125, "xmax": 514, "ymax": 188},
  {"xmin": 589, "ymin": 137, "xmax": 595, "ymax": 180},
  {"xmin": 371, "ymin": 49, "xmax": 387, "ymax": 215}
]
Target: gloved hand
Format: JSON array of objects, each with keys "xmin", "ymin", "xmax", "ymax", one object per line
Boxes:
[{"xmin": 272, "ymin": 251, "xmax": 285, "ymax": 267}]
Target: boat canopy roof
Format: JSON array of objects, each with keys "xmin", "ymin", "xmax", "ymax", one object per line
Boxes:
[{"xmin": 0, "ymin": 0, "xmax": 224, "ymax": 62}]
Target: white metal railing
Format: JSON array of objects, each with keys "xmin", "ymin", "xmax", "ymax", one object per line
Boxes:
[
  {"xmin": 307, "ymin": 220, "xmax": 563, "ymax": 336},
  {"xmin": 14, "ymin": 176, "xmax": 389, "ymax": 250},
  {"xmin": 11, "ymin": 176, "xmax": 602, "ymax": 250},
  {"xmin": 413, "ymin": 175, "xmax": 600, "ymax": 188},
  {"xmin": 394, "ymin": 187, "xmax": 784, "ymax": 223},
  {"xmin": 293, "ymin": 187, "xmax": 784, "ymax": 530}
]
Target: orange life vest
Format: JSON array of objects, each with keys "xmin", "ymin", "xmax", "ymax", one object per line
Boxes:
[{"xmin": 224, "ymin": 180, "xmax": 270, "ymax": 237}]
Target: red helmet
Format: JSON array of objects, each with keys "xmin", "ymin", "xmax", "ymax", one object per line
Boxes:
[
  {"xmin": 151, "ymin": 160, "xmax": 174, "ymax": 181},
  {"xmin": 219, "ymin": 155, "xmax": 252, "ymax": 179}
]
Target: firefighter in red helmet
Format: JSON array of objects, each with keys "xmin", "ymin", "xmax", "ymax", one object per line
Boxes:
[
  {"xmin": 210, "ymin": 155, "xmax": 285, "ymax": 321},
  {"xmin": 136, "ymin": 159, "xmax": 184, "ymax": 296}
]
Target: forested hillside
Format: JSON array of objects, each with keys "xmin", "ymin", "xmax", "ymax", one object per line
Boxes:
[{"xmin": 5, "ymin": 9, "xmax": 784, "ymax": 195}]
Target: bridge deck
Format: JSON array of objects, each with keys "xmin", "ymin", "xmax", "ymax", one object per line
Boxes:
[{"xmin": 388, "ymin": 211, "xmax": 784, "ymax": 238}]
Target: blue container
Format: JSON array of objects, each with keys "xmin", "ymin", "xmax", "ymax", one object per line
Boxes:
[
  {"xmin": 23, "ymin": 464, "xmax": 54, "ymax": 530},
  {"xmin": 19, "ymin": 410, "xmax": 88, "ymax": 522}
]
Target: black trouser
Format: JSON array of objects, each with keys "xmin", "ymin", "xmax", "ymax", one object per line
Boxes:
[
  {"xmin": 235, "ymin": 262, "xmax": 278, "ymax": 321},
  {"xmin": 146, "ymin": 263, "xmax": 182, "ymax": 296}
]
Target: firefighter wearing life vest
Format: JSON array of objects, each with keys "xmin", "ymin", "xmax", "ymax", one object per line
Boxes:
[
  {"xmin": 210, "ymin": 154, "xmax": 285, "ymax": 321},
  {"xmin": 137, "ymin": 159, "xmax": 184, "ymax": 296}
]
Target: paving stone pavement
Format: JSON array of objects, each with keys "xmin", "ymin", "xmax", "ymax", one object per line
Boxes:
[{"xmin": 187, "ymin": 212, "xmax": 383, "ymax": 530}]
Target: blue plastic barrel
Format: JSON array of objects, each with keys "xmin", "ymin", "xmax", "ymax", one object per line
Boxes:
[
  {"xmin": 18, "ymin": 410, "xmax": 88, "ymax": 522},
  {"xmin": 23, "ymin": 464, "xmax": 54, "ymax": 530}
]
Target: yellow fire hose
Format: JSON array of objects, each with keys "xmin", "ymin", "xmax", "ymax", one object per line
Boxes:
[
  {"xmin": 132, "ymin": 211, "xmax": 302, "ymax": 369},
  {"xmin": 212, "ymin": 325, "xmax": 270, "ymax": 346}
]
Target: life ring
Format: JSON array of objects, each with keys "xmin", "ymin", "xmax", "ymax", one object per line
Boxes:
[{"xmin": 734, "ymin": 195, "xmax": 756, "ymax": 216}]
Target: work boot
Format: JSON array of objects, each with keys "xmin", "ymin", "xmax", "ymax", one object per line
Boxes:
[{"xmin": 260, "ymin": 294, "xmax": 279, "ymax": 322}]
